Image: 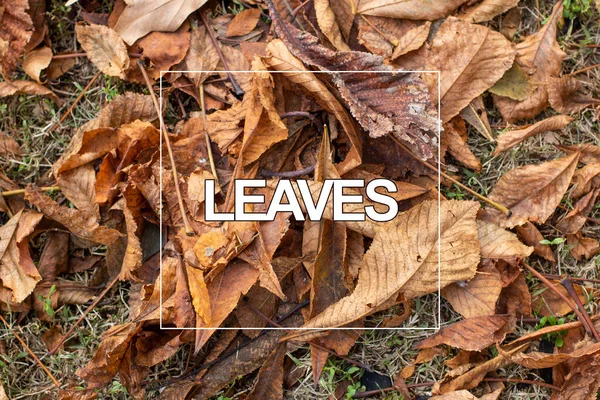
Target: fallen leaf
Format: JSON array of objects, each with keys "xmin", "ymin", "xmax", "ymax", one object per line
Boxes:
[
  {"xmin": 183, "ymin": 24, "xmax": 220, "ymax": 87},
  {"xmin": 554, "ymin": 352, "xmax": 600, "ymax": 400},
  {"xmin": 458, "ymin": 0, "xmax": 519, "ymax": 23},
  {"xmin": 0, "ymin": 0, "xmax": 33, "ymax": 77},
  {"xmin": 226, "ymin": 8, "xmax": 261, "ymax": 37},
  {"xmin": 557, "ymin": 188, "xmax": 599, "ymax": 234},
  {"xmin": 314, "ymin": 0, "xmax": 350, "ymax": 51},
  {"xmin": 494, "ymin": 2, "xmax": 566, "ymax": 121},
  {"xmin": 484, "ymin": 151, "xmax": 580, "ymax": 228},
  {"xmin": 532, "ymin": 280, "xmax": 584, "ymax": 316},
  {"xmin": 0, "ymin": 132, "xmax": 22, "ymax": 156},
  {"xmin": 46, "ymin": 56, "xmax": 77, "ymax": 80},
  {"xmin": 113, "ymin": 0, "xmax": 208, "ymax": 45},
  {"xmin": 417, "ymin": 314, "xmax": 515, "ymax": 352},
  {"xmin": 356, "ymin": 0, "xmax": 469, "ymax": 20},
  {"xmin": 76, "ymin": 24, "xmax": 130, "ymax": 78},
  {"xmin": 515, "ymin": 222, "xmax": 556, "ymax": 262},
  {"xmin": 426, "ymin": 17, "xmax": 515, "ymax": 123},
  {"xmin": 493, "ymin": 115, "xmax": 573, "ymax": 155},
  {"xmin": 0, "ymin": 80, "xmax": 61, "ymax": 104},
  {"xmin": 500, "ymin": 7, "xmax": 520, "ymax": 39},
  {"xmin": 57, "ymin": 164, "xmax": 100, "ymax": 219},
  {"xmin": 477, "ymin": 220, "xmax": 533, "ymax": 262},
  {"xmin": 442, "ymin": 117, "xmax": 481, "ymax": 171},
  {"xmin": 22, "ymin": 46, "xmax": 52, "ymax": 83},
  {"xmin": 442, "ymin": 263, "xmax": 503, "ymax": 319},
  {"xmin": 459, "ymin": 96, "xmax": 494, "ymax": 142},
  {"xmin": 548, "ymin": 76, "xmax": 600, "ymax": 114},
  {"xmin": 567, "ymin": 232, "xmax": 600, "ymax": 260},
  {"xmin": 572, "ymin": 162, "xmax": 600, "ymax": 198},
  {"xmin": 488, "ymin": 63, "xmax": 532, "ymax": 101},
  {"xmin": 505, "ymin": 340, "xmax": 600, "ymax": 369},
  {"xmin": 246, "ymin": 343, "xmax": 287, "ymax": 400},
  {"xmin": 287, "ymin": 200, "xmax": 480, "ymax": 335}
]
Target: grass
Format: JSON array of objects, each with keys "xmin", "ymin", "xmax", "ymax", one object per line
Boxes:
[{"xmin": 1, "ymin": 0, "xmax": 599, "ymax": 399}]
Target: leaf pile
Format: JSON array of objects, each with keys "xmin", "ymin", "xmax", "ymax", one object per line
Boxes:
[{"xmin": 1, "ymin": 0, "xmax": 600, "ymax": 399}]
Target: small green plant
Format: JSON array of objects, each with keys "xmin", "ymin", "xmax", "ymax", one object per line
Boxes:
[
  {"xmin": 345, "ymin": 379, "xmax": 365, "ymax": 400},
  {"xmin": 563, "ymin": 0, "xmax": 593, "ymax": 19},
  {"xmin": 535, "ymin": 315, "xmax": 568, "ymax": 347},
  {"xmin": 540, "ymin": 237, "xmax": 566, "ymax": 245},
  {"xmin": 36, "ymin": 284, "xmax": 56, "ymax": 317},
  {"xmin": 445, "ymin": 184, "xmax": 465, "ymax": 200}
]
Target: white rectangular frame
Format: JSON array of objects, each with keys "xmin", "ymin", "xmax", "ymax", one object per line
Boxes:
[{"xmin": 158, "ymin": 70, "xmax": 442, "ymax": 331}]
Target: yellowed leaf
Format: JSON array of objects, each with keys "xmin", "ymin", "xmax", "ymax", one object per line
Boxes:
[{"xmin": 76, "ymin": 24, "xmax": 130, "ymax": 78}]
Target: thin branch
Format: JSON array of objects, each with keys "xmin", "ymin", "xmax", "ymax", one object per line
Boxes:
[
  {"xmin": 52, "ymin": 52, "xmax": 143, "ymax": 59},
  {"xmin": 2, "ymin": 186, "xmax": 60, "ymax": 197},
  {"xmin": 0, "ymin": 314, "xmax": 61, "ymax": 387},
  {"xmin": 568, "ymin": 63, "xmax": 600, "ymax": 76},
  {"xmin": 49, "ymin": 71, "xmax": 102, "ymax": 133},
  {"xmin": 522, "ymin": 262, "xmax": 597, "ymax": 340},
  {"xmin": 260, "ymin": 164, "xmax": 315, "ymax": 178},
  {"xmin": 387, "ymin": 134, "xmax": 511, "ymax": 215},
  {"xmin": 482, "ymin": 377, "xmax": 560, "ymax": 391},
  {"xmin": 561, "ymin": 276, "xmax": 600, "ymax": 341},
  {"xmin": 47, "ymin": 275, "xmax": 120, "ymax": 356},
  {"xmin": 199, "ymin": 12, "xmax": 245, "ymax": 97},
  {"xmin": 137, "ymin": 60, "xmax": 194, "ymax": 236},
  {"xmin": 199, "ymin": 84, "xmax": 220, "ymax": 188}
]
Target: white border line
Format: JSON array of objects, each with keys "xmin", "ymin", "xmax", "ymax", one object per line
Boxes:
[{"xmin": 158, "ymin": 70, "xmax": 442, "ymax": 330}]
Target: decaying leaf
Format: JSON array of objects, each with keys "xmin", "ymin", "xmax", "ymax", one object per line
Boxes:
[
  {"xmin": 0, "ymin": 80, "xmax": 61, "ymax": 104},
  {"xmin": 22, "ymin": 45, "xmax": 52, "ymax": 83},
  {"xmin": 548, "ymin": 76, "xmax": 600, "ymax": 114},
  {"xmin": 356, "ymin": 0, "xmax": 469, "ymax": 20},
  {"xmin": 0, "ymin": 0, "xmax": 33, "ymax": 77},
  {"xmin": 226, "ymin": 8, "xmax": 261, "ymax": 37},
  {"xmin": 515, "ymin": 222, "xmax": 556, "ymax": 262},
  {"xmin": 458, "ymin": 0, "xmax": 519, "ymax": 23}
]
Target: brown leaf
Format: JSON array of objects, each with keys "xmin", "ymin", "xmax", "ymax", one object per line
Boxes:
[
  {"xmin": 314, "ymin": 0, "xmax": 350, "ymax": 51},
  {"xmin": 494, "ymin": 115, "xmax": 573, "ymax": 155},
  {"xmin": 442, "ymin": 263, "xmax": 503, "ymax": 319},
  {"xmin": 567, "ymin": 232, "xmax": 600, "ymax": 260},
  {"xmin": 287, "ymin": 200, "xmax": 480, "ymax": 335},
  {"xmin": 497, "ymin": 272, "xmax": 532, "ymax": 317},
  {"xmin": 442, "ymin": 117, "xmax": 481, "ymax": 171},
  {"xmin": 0, "ymin": 131, "xmax": 22, "ymax": 156},
  {"xmin": 458, "ymin": 0, "xmax": 519, "ymax": 23},
  {"xmin": 425, "ymin": 17, "xmax": 515, "ymax": 123},
  {"xmin": 484, "ymin": 151, "xmax": 580, "ymax": 228},
  {"xmin": 0, "ymin": 80, "xmax": 61, "ymax": 104},
  {"xmin": 57, "ymin": 164, "xmax": 100, "ymax": 219},
  {"xmin": 532, "ymin": 280, "xmax": 585, "ymax": 316},
  {"xmin": 459, "ymin": 96, "xmax": 494, "ymax": 142},
  {"xmin": 494, "ymin": 2, "xmax": 566, "ymax": 121},
  {"xmin": 417, "ymin": 314, "xmax": 515, "ymax": 352},
  {"xmin": 549, "ymin": 76, "xmax": 600, "ymax": 114},
  {"xmin": 25, "ymin": 185, "xmax": 121, "ymax": 246},
  {"xmin": 554, "ymin": 352, "xmax": 600, "ymax": 400},
  {"xmin": 37, "ymin": 231, "xmax": 69, "ymax": 280},
  {"xmin": 264, "ymin": 39, "xmax": 362, "ymax": 174},
  {"xmin": 505, "ymin": 340, "xmax": 600, "ymax": 369},
  {"xmin": 0, "ymin": 210, "xmax": 42, "ymax": 302},
  {"xmin": 46, "ymin": 56, "xmax": 77, "ymax": 80},
  {"xmin": 226, "ymin": 8, "xmax": 261, "ymax": 37},
  {"xmin": 557, "ymin": 188, "xmax": 599, "ymax": 234},
  {"xmin": 113, "ymin": 0, "xmax": 208, "ymax": 45},
  {"xmin": 500, "ymin": 7, "xmax": 520, "ymax": 39},
  {"xmin": 0, "ymin": 0, "xmax": 33, "ymax": 78},
  {"xmin": 266, "ymin": 1, "xmax": 438, "ymax": 162},
  {"xmin": 477, "ymin": 220, "xmax": 533, "ymax": 262},
  {"xmin": 22, "ymin": 46, "xmax": 52, "ymax": 83},
  {"xmin": 183, "ymin": 25, "xmax": 220, "ymax": 87},
  {"xmin": 186, "ymin": 262, "xmax": 211, "ymax": 326},
  {"xmin": 572, "ymin": 162, "xmax": 600, "ymax": 198},
  {"xmin": 76, "ymin": 323, "xmax": 142, "ymax": 388},
  {"xmin": 246, "ymin": 343, "xmax": 287, "ymax": 400},
  {"xmin": 356, "ymin": 0, "xmax": 469, "ymax": 19},
  {"xmin": 76, "ymin": 24, "xmax": 130, "ymax": 78},
  {"xmin": 516, "ymin": 222, "xmax": 556, "ymax": 262}
]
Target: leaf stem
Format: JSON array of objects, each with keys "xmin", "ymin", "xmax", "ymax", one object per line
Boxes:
[
  {"xmin": 49, "ymin": 71, "xmax": 101, "ymax": 133},
  {"xmin": 0, "ymin": 313, "xmax": 61, "ymax": 387},
  {"xmin": 199, "ymin": 84, "xmax": 220, "ymax": 188},
  {"xmin": 387, "ymin": 134, "xmax": 511, "ymax": 215},
  {"xmin": 137, "ymin": 60, "xmax": 194, "ymax": 236}
]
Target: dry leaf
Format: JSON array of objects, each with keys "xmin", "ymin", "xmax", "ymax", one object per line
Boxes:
[
  {"xmin": 246, "ymin": 343, "xmax": 287, "ymax": 400},
  {"xmin": 442, "ymin": 263, "xmax": 503, "ymax": 319},
  {"xmin": 417, "ymin": 314, "xmax": 515, "ymax": 352},
  {"xmin": 556, "ymin": 188, "xmax": 599, "ymax": 234},
  {"xmin": 183, "ymin": 25, "xmax": 220, "ymax": 87},
  {"xmin": 314, "ymin": 0, "xmax": 351, "ymax": 51},
  {"xmin": 484, "ymin": 151, "xmax": 580, "ymax": 228},
  {"xmin": 458, "ymin": 0, "xmax": 519, "ymax": 23},
  {"xmin": 493, "ymin": 115, "xmax": 573, "ymax": 155},
  {"xmin": 459, "ymin": 96, "xmax": 494, "ymax": 142},
  {"xmin": 442, "ymin": 117, "xmax": 481, "ymax": 171},
  {"xmin": 532, "ymin": 280, "xmax": 584, "ymax": 316},
  {"xmin": 22, "ymin": 45, "xmax": 52, "ymax": 83},
  {"xmin": 572, "ymin": 162, "xmax": 600, "ymax": 198},
  {"xmin": 567, "ymin": 232, "xmax": 600, "ymax": 260},
  {"xmin": 0, "ymin": 132, "xmax": 22, "ymax": 156},
  {"xmin": 477, "ymin": 220, "xmax": 533, "ymax": 262},
  {"xmin": 548, "ymin": 76, "xmax": 600, "ymax": 114},
  {"xmin": 0, "ymin": 0, "xmax": 33, "ymax": 77},
  {"xmin": 76, "ymin": 24, "xmax": 130, "ymax": 78},
  {"xmin": 356, "ymin": 0, "xmax": 469, "ymax": 19},
  {"xmin": 113, "ymin": 0, "xmax": 208, "ymax": 45},
  {"xmin": 287, "ymin": 200, "xmax": 480, "ymax": 336},
  {"xmin": 226, "ymin": 8, "xmax": 261, "ymax": 37},
  {"xmin": 0, "ymin": 80, "xmax": 61, "ymax": 104},
  {"xmin": 488, "ymin": 63, "xmax": 532, "ymax": 101},
  {"xmin": 425, "ymin": 17, "xmax": 516, "ymax": 122},
  {"xmin": 494, "ymin": 2, "xmax": 566, "ymax": 121},
  {"xmin": 515, "ymin": 222, "xmax": 556, "ymax": 262}
]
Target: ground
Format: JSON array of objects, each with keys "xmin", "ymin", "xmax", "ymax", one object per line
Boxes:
[{"xmin": 0, "ymin": 0, "xmax": 599, "ymax": 399}]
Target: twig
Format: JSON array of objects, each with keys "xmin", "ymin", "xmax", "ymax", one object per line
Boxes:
[
  {"xmin": 568, "ymin": 63, "xmax": 600, "ymax": 76},
  {"xmin": 561, "ymin": 276, "xmax": 600, "ymax": 341},
  {"xmin": 280, "ymin": 111, "xmax": 316, "ymax": 121},
  {"xmin": 49, "ymin": 71, "xmax": 101, "ymax": 132},
  {"xmin": 387, "ymin": 134, "xmax": 511, "ymax": 215},
  {"xmin": 2, "ymin": 186, "xmax": 60, "ymax": 197},
  {"xmin": 522, "ymin": 263, "xmax": 597, "ymax": 340},
  {"xmin": 542, "ymin": 272, "xmax": 600, "ymax": 285},
  {"xmin": 260, "ymin": 164, "xmax": 315, "ymax": 178},
  {"xmin": 173, "ymin": 90, "xmax": 187, "ymax": 119},
  {"xmin": 52, "ymin": 52, "xmax": 143, "ymax": 59},
  {"xmin": 482, "ymin": 377, "xmax": 560, "ymax": 391},
  {"xmin": 47, "ymin": 275, "xmax": 120, "ymax": 356},
  {"xmin": 0, "ymin": 314, "xmax": 61, "ymax": 387},
  {"xmin": 137, "ymin": 60, "xmax": 194, "ymax": 236},
  {"xmin": 199, "ymin": 12, "xmax": 245, "ymax": 97},
  {"xmin": 199, "ymin": 84, "xmax": 220, "ymax": 188}
]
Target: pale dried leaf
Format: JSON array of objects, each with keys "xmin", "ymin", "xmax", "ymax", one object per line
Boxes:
[{"xmin": 493, "ymin": 115, "xmax": 573, "ymax": 155}]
